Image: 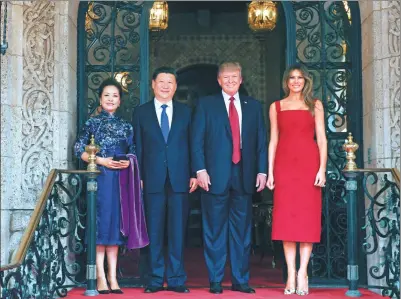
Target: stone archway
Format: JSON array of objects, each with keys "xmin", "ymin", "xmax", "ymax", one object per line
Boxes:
[{"xmin": 150, "ymin": 36, "xmax": 266, "ymax": 103}]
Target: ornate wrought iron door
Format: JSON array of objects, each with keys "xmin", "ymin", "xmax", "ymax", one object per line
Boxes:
[
  {"xmin": 77, "ymin": 1, "xmax": 144, "ymax": 128},
  {"xmin": 292, "ymin": 1, "xmax": 364, "ymax": 284}
]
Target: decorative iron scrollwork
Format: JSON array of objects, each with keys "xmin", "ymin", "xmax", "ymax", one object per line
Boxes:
[
  {"xmin": 84, "ymin": 2, "xmax": 142, "ymax": 123},
  {"xmin": 362, "ymin": 172, "xmax": 400, "ymax": 299},
  {"xmin": 0, "ymin": 172, "xmax": 87, "ymax": 298}
]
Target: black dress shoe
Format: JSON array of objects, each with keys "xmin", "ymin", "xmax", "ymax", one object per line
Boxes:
[
  {"xmin": 97, "ymin": 289, "xmax": 110, "ymax": 295},
  {"xmin": 144, "ymin": 286, "xmax": 164, "ymax": 293},
  {"xmin": 110, "ymin": 289, "xmax": 124, "ymax": 294},
  {"xmin": 210, "ymin": 282, "xmax": 223, "ymax": 294},
  {"xmin": 166, "ymin": 285, "xmax": 190, "ymax": 293},
  {"xmin": 231, "ymin": 284, "xmax": 256, "ymax": 293}
]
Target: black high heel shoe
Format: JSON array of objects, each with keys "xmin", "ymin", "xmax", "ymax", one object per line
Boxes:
[
  {"xmin": 107, "ymin": 275, "xmax": 124, "ymax": 294},
  {"xmin": 97, "ymin": 289, "xmax": 110, "ymax": 295},
  {"xmin": 97, "ymin": 278, "xmax": 110, "ymax": 295}
]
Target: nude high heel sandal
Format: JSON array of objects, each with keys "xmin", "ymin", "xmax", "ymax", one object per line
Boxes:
[
  {"xmin": 296, "ymin": 274, "xmax": 309, "ymax": 296},
  {"xmin": 284, "ymin": 271, "xmax": 296, "ymax": 295}
]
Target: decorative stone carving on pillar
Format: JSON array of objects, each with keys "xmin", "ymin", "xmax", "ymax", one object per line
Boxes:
[
  {"xmin": 21, "ymin": 1, "xmax": 55, "ymax": 203},
  {"xmin": 388, "ymin": 1, "xmax": 400, "ymax": 170}
]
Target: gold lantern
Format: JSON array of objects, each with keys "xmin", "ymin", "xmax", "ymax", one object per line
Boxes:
[
  {"xmin": 114, "ymin": 72, "xmax": 133, "ymax": 92},
  {"xmin": 149, "ymin": 1, "xmax": 168, "ymax": 31},
  {"xmin": 85, "ymin": 2, "xmax": 100, "ymax": 32},
  {"xmin": 248, "ymin": 1, "xmax": 277, "ymax": 32}
]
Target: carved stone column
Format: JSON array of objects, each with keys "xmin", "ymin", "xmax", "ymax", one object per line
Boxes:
[
  {"xmin": 361, "ymin": 1, "xmax": 400, "ymax": 170},
  {"xmin": 1, "ymin": 0, "xmax": 26, "ymax": 266},
  {"xmin": 0, "ymin": 0, "xmax": 79, "ymax": 265},
  {"xmin": 359, "ymin": 0, "xmax": 400, "ymax": 292}
]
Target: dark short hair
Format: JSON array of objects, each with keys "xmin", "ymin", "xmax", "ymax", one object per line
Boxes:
[
  {"xmin": 98, "ymin": 77, "xmax": 123, "ymax": 98},
  {"xmin": 152, "ymin": 66, "xmax": 178, "ymax": 81}
]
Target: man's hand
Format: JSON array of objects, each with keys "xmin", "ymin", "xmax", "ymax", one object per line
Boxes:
[
  {"xmin": 255, "ymin": 174, "xmax": 267, "ymax": 192},
  {"xmin": 189, "ymin": 178, "xmax": 198, "ymax": 193},
  {"xmin": 140, "ymin": 180, "xmax": 143, "ymax": 190},
  {"xmin": 197, "ymin": 171, "xmax": 211, "ymax": 192}
]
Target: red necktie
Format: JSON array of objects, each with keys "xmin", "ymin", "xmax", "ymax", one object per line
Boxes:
[{"xmin": 229, "ymin": 97, "xmax": 241, "ymax": 164}]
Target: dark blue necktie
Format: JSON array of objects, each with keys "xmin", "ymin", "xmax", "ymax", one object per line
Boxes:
[{"xmin": 161, "ymin": 104, "xmax": 169, "ymax": 143}]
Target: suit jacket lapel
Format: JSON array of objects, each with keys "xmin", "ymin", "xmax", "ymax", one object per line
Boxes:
[
  {"xmin": 149, "ymin": 101, "xmax": 166, "ymax": 143},
  {"xmin": 240, "ymin": 95, "xmax": 248, "ymax": 139},
  {"xmin": 216, "ymin": 94, "xmax": 232, "ymax": 138}
]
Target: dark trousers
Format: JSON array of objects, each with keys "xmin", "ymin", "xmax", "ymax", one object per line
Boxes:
[
  {"xmin": 144, "ymin": 177, "xmax": 189, "ymax": 287},
  {"xmin": 201, "ymin": 163, "xmax": 253, "ymax": 284}
]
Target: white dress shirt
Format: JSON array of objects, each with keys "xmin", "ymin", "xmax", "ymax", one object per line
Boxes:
[{"xmin": 154, "ymin": 98, "xmax": 173, "ymax": 128}]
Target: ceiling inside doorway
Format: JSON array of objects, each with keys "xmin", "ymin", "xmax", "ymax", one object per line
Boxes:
[{"xmin": 168, "ymin": 1, "xmax": 249, "ymax": 14}]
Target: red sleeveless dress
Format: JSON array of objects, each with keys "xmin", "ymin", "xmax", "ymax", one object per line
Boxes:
[{"xmin": 271, "ymin": 100, "xmax": 322, "ymax": 243}]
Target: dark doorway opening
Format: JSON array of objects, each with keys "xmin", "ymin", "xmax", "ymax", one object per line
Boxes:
[{"xmin": 175, "ymin": 64, "xmax": 248, "ymax": 108}]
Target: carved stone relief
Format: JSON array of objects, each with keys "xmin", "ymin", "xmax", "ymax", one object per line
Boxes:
[
  {"xmin": 22, "ymin": 1, "xmax": 55, "ymax": 204},
  {"xmin": 1, "ymin": 0, "xmax": 78, "ymax": 265},
  {"xmin": 388, "ymin": 1, "xmax": 400, "ymax": 170}
]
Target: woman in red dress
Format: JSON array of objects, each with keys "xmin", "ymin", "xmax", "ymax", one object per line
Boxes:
[{"xmin": 266, "ymin": 64, "xmax": 327, "ymax": 295}]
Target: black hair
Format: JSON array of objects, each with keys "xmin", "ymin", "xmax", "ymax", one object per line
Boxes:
[
  {"xmin": 98, "ymin": 77, "xmax": 123, "ymax": 98},
  {"xmin": 152, "ymin": 66, "xmax": 178, "ymax": 81}
]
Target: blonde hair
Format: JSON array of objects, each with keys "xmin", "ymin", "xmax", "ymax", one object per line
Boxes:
[
  {"xmin": 282, "ymin": 64, "xmax": 315, "ymax": 114},
  {"xmin": 218, "ymin": 62, "xmax": 242, "ymax": 78}
]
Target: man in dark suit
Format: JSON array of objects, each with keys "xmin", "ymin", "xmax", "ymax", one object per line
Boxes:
[
  {"xmin": 191, "ymin": 62, "xmax": 267, "ymax": 294},
  {"xmin": 133, "ymin": 67, "xmax": 197, "ymax": 294}
]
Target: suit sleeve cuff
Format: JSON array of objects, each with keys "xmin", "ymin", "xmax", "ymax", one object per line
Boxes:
[{"xmin": 197, "ymin": 169, "xmax": 207, "ymax": 174}]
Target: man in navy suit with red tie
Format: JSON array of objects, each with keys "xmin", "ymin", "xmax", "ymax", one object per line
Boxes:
[
  {"xmin": 133, "ymin": 67, "xmax": 198, "ymax": 294},
  {"xmin": 191, "ymin": 62, "xmax": 267, "ymax": 294}
]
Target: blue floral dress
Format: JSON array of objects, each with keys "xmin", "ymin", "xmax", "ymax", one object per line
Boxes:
[{"xmin": 74, "ymin": 110, "xmax": 135, "ymax": 245}]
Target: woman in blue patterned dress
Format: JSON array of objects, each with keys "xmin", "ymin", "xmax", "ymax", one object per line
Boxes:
[{"xmin": 74, "ymin": 78, "xmax": 134, "ymax": 294}]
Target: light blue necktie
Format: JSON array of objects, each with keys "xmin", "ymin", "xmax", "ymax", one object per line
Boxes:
[{"xmin": 161, "ymin": 104, "xmax": 169, "ymax": 143}]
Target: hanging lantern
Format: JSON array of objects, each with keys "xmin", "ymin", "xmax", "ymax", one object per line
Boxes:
[
  {"xmin": 248, "ymin": 1, "xmax": 277, "ymax": 32},
  {"xmin": 85, "ymin": 2, "xmax": 100, "ymax": 32},
  {"xmin": 114, "ymin": 72, "xmax": 132, "ymax": 92},
  {"xmin": 149, "ymin": 1, "xmax": 168, "ymax": 31}
]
